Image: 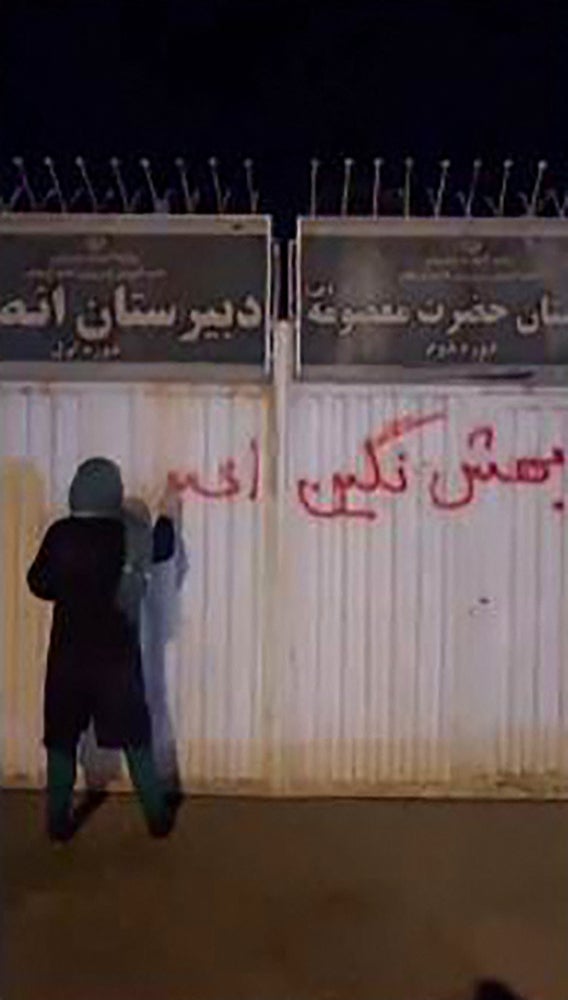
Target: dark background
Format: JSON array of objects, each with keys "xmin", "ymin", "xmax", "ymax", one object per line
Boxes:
[{"xmin": 0, "ymin": 1, "xmax": 567, "ymax": 232}]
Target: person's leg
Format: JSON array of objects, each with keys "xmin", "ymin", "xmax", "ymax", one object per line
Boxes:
[
  {"xmin": 124, "ymin": 744, "xmax": 172, "ymax": 836},
  {"xmin": 46, "ymin": 745, "xmax": 77, "ymax": 840}
]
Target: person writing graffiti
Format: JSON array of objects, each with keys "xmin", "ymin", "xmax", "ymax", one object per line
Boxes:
[{"xmin": 27, "ymin": 457, "xmax": 178, "ymax": 842}]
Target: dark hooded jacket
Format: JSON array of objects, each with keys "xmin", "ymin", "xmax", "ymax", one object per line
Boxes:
[{"xmin": 27, "ymin": 458, "xmax": 174, "ymax": 750}]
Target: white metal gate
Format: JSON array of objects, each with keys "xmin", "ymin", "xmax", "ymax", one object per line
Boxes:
[{"xmin": 1, "ymin": 364, "xmax": 567, "ymax": 796}]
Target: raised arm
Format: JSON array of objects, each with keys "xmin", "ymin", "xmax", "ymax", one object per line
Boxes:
[
  {"xmin": 152, "ymin": 482, "xmax": 180, "ymax": 564},
  {"xmin": 152, "ymin": 516, "xmax": 175, "ymax": 564}
]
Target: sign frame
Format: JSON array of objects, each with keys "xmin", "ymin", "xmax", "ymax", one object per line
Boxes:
[
  {"xmin": 0, "ymin": 213, "xmax": 273, "ymax": 378},
  {"xmin": 296, "ymin": 215, "xmax": 568, "ymax": 377}
]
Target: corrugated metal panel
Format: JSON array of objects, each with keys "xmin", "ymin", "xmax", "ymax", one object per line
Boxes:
[
  {"xmin": 0, "ymin": 382, "xmax": 268, "ymax": 791},
  {"xmin": 1, "ymin": 378, "xmax": 567, "ymax": 796},
  {"xmin": 275, "ymin": 384, "xmax": 568, "ymax": 796}
]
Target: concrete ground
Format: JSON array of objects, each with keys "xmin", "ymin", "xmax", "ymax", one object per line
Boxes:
[{"xmin": 1, "ymin": 793, "xmax": 567, "ymax": 1000}]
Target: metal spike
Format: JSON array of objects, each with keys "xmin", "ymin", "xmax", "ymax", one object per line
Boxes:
[
  {"xmin": 207, "ymin": 158, "xmax": 230, "ymax": 213},
  {"xmin": 528, "ymin": 160, "xmax": 547, "ymax": 216},
  {"xmin": 403, "ymin": 157, "xmax": 413, "ymax": 219},
  {"xmin": 162, "ymin": 188, "xmax": 176, "ymax": 212},
  {"xmin": 40, "ymin": 188, "xmax": 59, "ymax": 211},
  {"xmin": 75, "ymin": 157, "xmax": 98, "ymax": 212},
  {"xmin": 140, "ymin": 158, "xmax": 160, "ymax": 212},
  {"xmin": 44, "ymin": 157, "xmax": 67, "ymax": 212},
  {"xmin": 544, "ymin": 188, "xmax": 563, "ymax": 217},
  {"xmin": 455, "ymin": 191, "xmax": 468, "ymax": 214},
  {"xmin": 497, "ymin": 159, "xmax": 513, "ymax": 217},
  {"xmin": 208, "ymin": 157, "xmax": 224, "ymax": 214},
  {"xmin": 175, "ymin": 158, "xmax": 196, "ymax": 213},
  {"xmin": 341, "ymin": 158, "xmax": 354, "ymax": 216},
  {"xmin": 7, "ymin": 181, "xmax": 25, "ymax": 211},
  {"xmin": 434, "ymin": 159, "xmax": 450, "ymax": 218},
  {"xmin": 483, "ymin": 195, "xmax": 500, "ymax": 217},
  {"xmin": 69, "ymin": 186, "xmax": 86, "ymax": 208},
  {"xmin": 244, "ymin": 158, "xmax": 259, "ymax": 213},
  {"xmin": 425, "ymin": 187, "xmax": 438, "ymax": 214},
  {"xmin": 309, "ymin": 158, "xmax": 320, "ymax": 218},
  {"xmin": 110, "ymin": 158, "xmax": 130, "ymax": 212},
  {"xmin": 8, "ymin": 158, "xmax": 26, "ymax": 211},
  {"xmin": 129, "ymin": 187, "xmax": 145, "ymax": 212},
  {"xmin": 12, "ymin": 157, "xmax": 37, "ymax": 209},
  {"xmin": 465, "ymin": 158, "xmax": 482, "ymax": 218},
  {"xmin": 371, "ymin": 158, "xmax": 383, "ymax": 217}
]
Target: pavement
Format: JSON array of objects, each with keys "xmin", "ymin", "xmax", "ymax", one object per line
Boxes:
[{"xmin": 2, "ymin": 793, "xmax": 567, "ymax": 1000}]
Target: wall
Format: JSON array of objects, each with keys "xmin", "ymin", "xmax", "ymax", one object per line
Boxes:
[
  {"xmin": 1, "ymin": 368, "xmax": 567, "ymax": 796},
  {"xmin": 274, "ymin": 382, "xmax": 568, "ymax": 796},
  {"xmin": 0, "ymin": 382, "xmax": 269, "ymax": 791}
]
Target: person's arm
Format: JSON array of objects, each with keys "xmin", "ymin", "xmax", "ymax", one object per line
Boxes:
[
  {"xmin": 152, "ymin": 516, "xmax": 175, "ymax": 563},
  {"xmin": 152, "ymin": 482, "xmax": 179, "ymax": 564},
  {"xmin": 27, "ymin": 525, "xmax": 58, "ymax": 601}
]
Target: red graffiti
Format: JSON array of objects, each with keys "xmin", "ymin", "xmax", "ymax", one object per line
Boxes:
[
  {"xmin": 429, "ymin": 424, "xmax": 565, "ymax": 511},
  {"xmin": 164, "ymin": 415, "xmax": 566, "ymax": 521},
  {"xmin": 372, "ymin": 412, "xmax": 447, "ymax": 449},
  {"xmin": 297, "ymin": 411, "xmax": 445, "ymax": 519},
  {"xmin": 247, "ymin": 436, "xmax": 261, "ymax": 502},
  {"xmin": 168, "ymin": 438, "xmax": 260, "ymax": 503},
  {"xmin": 297, "ymin": 474, "xmax": 378, "ymax": 520},
  {"xmin": 298, "ymin": 413, "xmax": 565, "ymax": 521}
]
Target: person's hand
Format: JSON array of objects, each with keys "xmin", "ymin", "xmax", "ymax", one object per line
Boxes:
[{"xmin": 158, "ymin": 478, "xmax": 180, "ymax": 519}]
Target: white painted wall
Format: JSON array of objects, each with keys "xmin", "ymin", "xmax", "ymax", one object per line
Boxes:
[{"xmin": 1, "ymin": 359, "xmax": 567, "ymax": 795}]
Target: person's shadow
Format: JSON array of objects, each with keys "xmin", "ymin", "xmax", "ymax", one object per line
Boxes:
[
  {"xmin": 78, "ymin": 496, "xmax": 188, "ymax": 817},
  {"xmin": 471, "ymin": 982, "xmax": 528, "ymax": 1000}
]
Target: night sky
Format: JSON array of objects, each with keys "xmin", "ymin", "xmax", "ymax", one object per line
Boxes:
[{"xmin": 0, "ymin": 1, "xmax": 567, "ymax": 231}]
